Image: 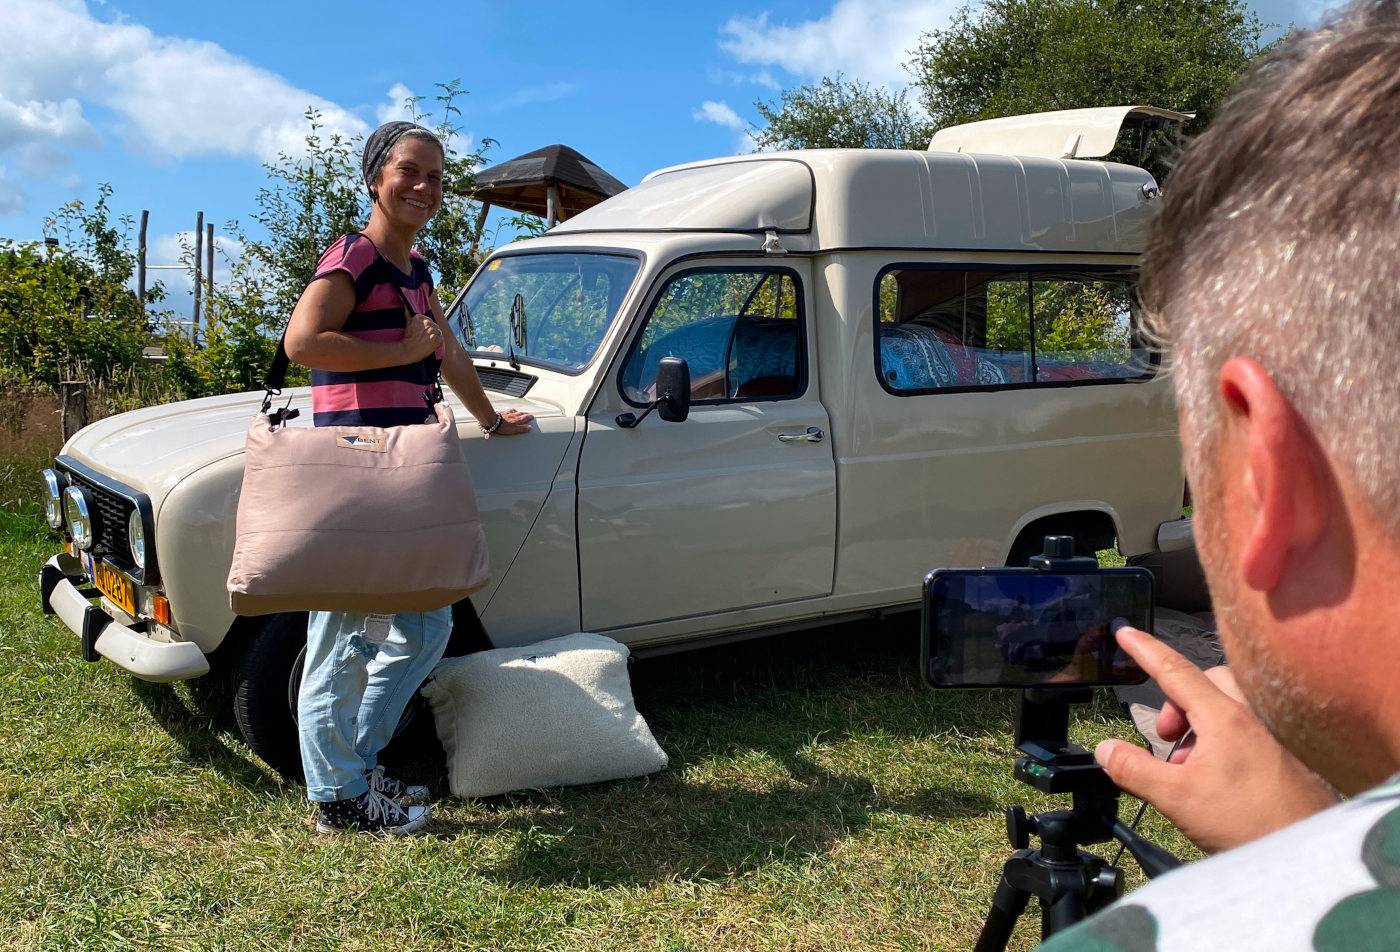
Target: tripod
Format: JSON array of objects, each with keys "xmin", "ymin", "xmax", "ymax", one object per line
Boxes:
[{"xmin": 974, "ymin": 689, "xmax": 1182, "ymax": 952}]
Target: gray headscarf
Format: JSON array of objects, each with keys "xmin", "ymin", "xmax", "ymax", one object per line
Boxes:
[{"xmin": 362, "ymin": 121, "xmax": 444, "ymax": 197}]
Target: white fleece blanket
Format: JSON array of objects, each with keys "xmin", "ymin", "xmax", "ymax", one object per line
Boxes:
[{"xmin": 421, "ymin": 632, "xmax": 669, "ymax": 798}]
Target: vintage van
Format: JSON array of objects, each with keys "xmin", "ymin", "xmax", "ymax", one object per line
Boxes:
[{"xmin": 38, "ymin": 106, "xmax": 1200, "ymax": 775}]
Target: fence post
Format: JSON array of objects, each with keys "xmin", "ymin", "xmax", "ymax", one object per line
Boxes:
[
  {"xmin": 192, "ymin": 211, "xmax": 204, "ymax": 337},
  {"xmin": 60, "ymin": 381, "xmax": 89, "ymax": 440},
  {"xmin": 206, "ymin": 221, "xmax": 215, "ymax": 303},
  {"xmin": 137, "ymin": 210, "xmax": 148, "ymax": 307}
]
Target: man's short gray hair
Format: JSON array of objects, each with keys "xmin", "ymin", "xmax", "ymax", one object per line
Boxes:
[{"xmin": 1140, "ymin": 0, "xmax": 1400, "ymax": 531}]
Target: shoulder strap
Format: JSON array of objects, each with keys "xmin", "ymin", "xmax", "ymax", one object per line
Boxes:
[{"xmin": 261, "ymin": 236, "xmax": 443, "ymax": 409}]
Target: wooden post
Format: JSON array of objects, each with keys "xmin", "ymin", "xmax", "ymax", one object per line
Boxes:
[
  {"xmin": 546, "ymin": 184, "xmax": 558, "ymax": 227},
  {"xmin": 137, "ymin": 210, "xmax": 148, "ymax": 307},
  {"xmin": 59, "ymin": 381, "xmax": 89, "ymax": 440},
  {"xmin": 206, "ymin": 221, "xmax": 215, "ymax": 303},
  {"xmin": 468, "ymin": 201, "xmax": 491, "ymax": 260},
  {"xmin": 192, "ymin": 211, "xmax": 203, "ymax": 335}
]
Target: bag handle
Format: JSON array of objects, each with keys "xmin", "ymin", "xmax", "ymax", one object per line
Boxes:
[{"xmin": 262, "ymin": 236, "xmax": 444, "ymax": 414}]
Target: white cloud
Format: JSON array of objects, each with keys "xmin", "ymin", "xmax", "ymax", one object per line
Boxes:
[
  {"xmin": 719, "ymin": 0, "xmax": 960, "ymax": 87},
  {"xmin": 0, "ymin": 165, "xmax": 24, "ymax": 216},
  {"xmin": 693, "ymin": 100, "xmax": 746, "ymax": 131},
  {"xmin": 377, "ymin": 83, "xmax": 419, "ymax": 125},
  {"xmin": 492, "ymin": 82, "xmax": 578, "ymax": 111},
  {"xmin": 0, "ymin": 0, "xmax": 368, "ymax": 170}
]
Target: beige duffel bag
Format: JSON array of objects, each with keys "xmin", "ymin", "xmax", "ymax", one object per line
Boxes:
[{"xmin": 226, "ymin": 374, "xmax": 489, "ymax": 616}]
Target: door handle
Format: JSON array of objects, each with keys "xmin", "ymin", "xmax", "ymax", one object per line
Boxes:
[{"xmin": 777, "ymin": 426, "xmax": 824, "ymax": 444}]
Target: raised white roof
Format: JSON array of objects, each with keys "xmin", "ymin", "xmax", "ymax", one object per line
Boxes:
[
  {"xmin": 928, "ymin": 105, "xmax": 1194, "ymax": 160},
  {"xmin": 551, "ymin": 149, "xmax": 1159, "ymax": 255}
]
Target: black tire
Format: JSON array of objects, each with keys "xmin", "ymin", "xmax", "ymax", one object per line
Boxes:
[{"xmin": 231, "ymin": 612, "xmax": 308, "ymax": 781}]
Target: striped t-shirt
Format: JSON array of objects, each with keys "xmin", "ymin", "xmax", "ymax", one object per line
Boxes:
[{"xmin": 309, "ymin": 233, "xmax": 443, "ymax": 428}]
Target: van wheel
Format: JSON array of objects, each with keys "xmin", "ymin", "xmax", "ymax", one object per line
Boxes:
[{"xmin": 231, "ymin": 612, "xmax": 308, "ymax": 781}]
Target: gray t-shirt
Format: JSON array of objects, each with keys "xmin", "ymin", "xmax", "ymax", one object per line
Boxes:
[{"xmin": 1038, "ymin": 776, "xmax": 1400, "ymax": 951}]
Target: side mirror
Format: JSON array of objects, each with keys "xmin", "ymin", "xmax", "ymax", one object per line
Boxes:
[
  {"xmin": 654, "ymin": 357, "xmax": 691, "ymax": 423},
  {"xmin": 617, "ymin": 356, "xmax": 692, "ymax": 429}
]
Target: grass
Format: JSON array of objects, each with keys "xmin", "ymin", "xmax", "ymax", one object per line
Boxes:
[{"xmin": 0, "ymin": 452, "xmax": 1198, "ymax": 951}]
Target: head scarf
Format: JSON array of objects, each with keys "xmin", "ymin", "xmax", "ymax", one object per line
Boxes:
[{"xmin": 362, "ymin": 121, "xmax": 444, "ymax": 195}]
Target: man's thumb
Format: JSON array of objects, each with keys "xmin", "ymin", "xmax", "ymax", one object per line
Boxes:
[{"xmin": 1095, "ymin": 738, "xmax": 1173, "ymax": 802}]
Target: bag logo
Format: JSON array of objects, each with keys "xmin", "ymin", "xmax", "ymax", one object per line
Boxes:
[{"xmin": 336, "ymin": 434, "xmax": 387, "ymax": 453}]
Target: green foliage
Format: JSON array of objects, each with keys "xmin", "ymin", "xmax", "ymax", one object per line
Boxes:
[
  {"xmin": 752, "ymin": 75, "xmax": 931, "ymax": 151},
  {"xmin": 909, "ymin": 0, "xmax": 1270, "ymax": 176},
  {"xmin": 0, "ymin": 185, "xmax": 154, "ymax": 388}
]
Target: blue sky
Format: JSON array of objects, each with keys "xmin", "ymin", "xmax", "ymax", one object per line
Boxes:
[{"xmin": 0, "ymin": 0, "xmax": 1325, "ymax": 312}]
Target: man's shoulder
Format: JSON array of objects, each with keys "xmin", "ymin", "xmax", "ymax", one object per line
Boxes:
[{"xmin": 1040, "ymin": 783, "xmax": 1400, "ymax": 951}]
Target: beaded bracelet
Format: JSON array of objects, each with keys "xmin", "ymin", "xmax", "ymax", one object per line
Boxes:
[{"xmin": 480, "ymin": 413, "xmax": 505, "ymax": 439}]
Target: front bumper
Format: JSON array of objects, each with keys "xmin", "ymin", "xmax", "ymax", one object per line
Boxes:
[{"xmin": 39, "ymin": 554, "xmax": 209, "ymax": 682}]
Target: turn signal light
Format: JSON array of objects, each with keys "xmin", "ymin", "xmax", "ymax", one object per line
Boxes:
[{"xmin": 152, "ymin": 594, "xmax": 172, "ymax": 627}]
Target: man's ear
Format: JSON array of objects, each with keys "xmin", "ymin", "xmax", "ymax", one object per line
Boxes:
[{"xmin": 1217, "ymin": 357, "xmax": 1327, "ymax": 591}]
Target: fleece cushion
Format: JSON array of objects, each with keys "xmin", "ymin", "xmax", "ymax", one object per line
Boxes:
[{"xmin": 421, "ymin": 633, "xmax": 668, "ymax": 798}]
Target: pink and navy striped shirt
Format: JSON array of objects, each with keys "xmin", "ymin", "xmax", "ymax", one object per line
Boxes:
[{"xmin": 310, "ymin": 234, "xmax": 443, "ymax": 428}]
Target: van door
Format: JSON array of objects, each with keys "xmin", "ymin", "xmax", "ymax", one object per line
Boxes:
[{"xmin": 576, "ymin": 259, "xmax": 836, "ymax": 633}]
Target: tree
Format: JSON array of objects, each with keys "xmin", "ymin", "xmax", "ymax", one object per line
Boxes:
[
  {"xmin": 909, "ymin": 0, "xmax": 1270, "ymax": 174},
  {"xmin": 0, "ymin": 185, "xmax": 154, "ymax": 389},
  {"xmin": 752, "ymin": 75, "xmax": 931, "ymax": 151}
]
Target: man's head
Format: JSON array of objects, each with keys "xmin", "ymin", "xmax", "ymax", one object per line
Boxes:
[{"xmin": 1140, "ymin": 0, "xmax": 1400, "ymax": 793}]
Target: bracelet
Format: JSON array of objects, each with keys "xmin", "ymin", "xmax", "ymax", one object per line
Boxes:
[{"xmin": 480, "ymin": 413, "xmax": 504, "ymax": 438}]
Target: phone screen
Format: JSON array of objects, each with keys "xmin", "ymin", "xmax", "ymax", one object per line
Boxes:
[{"xmin": 921, "ymin": 568, "xmax": 1152, "ymax": 688}]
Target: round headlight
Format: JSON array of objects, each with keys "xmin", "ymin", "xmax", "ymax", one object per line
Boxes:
[
  {"xmin": 63, "ymin": 485, "xmax": 95, "ymax": 551},
  {"xmin": 128, "ymin": 509, "xmax": 146, "ymax": 570},
  {"xmin": 42, "ymin": 469, "xmax": 64, "ymax": 529}
]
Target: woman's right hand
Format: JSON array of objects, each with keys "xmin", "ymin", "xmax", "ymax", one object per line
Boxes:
[{"xmin": 400, "ymin": 306, "xmax": 444, "ymax": 363}]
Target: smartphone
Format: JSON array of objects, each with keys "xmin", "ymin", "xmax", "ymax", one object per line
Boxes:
[{"xmin": 921, "ymin": 567, "xmax": 1152, "ymax": 688}]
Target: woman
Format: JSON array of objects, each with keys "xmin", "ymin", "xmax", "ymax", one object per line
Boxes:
[{"xmin": 284, "ymin": 121, "xmax": 532, "ymax": 835}]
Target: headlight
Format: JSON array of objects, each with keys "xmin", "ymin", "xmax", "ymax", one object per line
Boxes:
[
  {"xmin": 63, "ymin": 486, "xmax": 95, "ymax": 551},
  {"xmin": 41, "ymin": 469, "xmax": 64, "ymax": 529},
  {"xmin": 128, "ymin": 509, "xmax": 146, "ymax": 570}
]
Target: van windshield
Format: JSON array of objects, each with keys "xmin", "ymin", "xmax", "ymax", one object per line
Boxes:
[{"xmin": 447, "ymin": 252, "xmax": 641, "ymax": 372}]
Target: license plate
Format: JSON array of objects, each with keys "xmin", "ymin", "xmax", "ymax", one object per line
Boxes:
[{"xmin": 94, "ymin": 560, "xmax": 136, "ymax": 617}]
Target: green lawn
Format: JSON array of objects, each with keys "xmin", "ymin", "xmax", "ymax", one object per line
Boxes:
[{"xmin": 0, "ymin": 463, "xmax": 1197, "ymax": 951}]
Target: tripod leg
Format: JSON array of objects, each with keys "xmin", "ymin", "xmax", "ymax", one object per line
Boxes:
[
  {"xmin": 975, "ymin": 873, "xmax": 1032, "ymax": 952},
  {"xmin": 1043, "ymin": 887, "xmax": 1088, "ymax": 940}
]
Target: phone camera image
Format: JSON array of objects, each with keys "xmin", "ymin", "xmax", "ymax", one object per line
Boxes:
[{"xmin": 920, "ymin": 548, "xmax": 1152, "ymax": 689}]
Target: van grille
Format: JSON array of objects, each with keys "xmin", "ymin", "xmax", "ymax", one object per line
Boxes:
[{"xmin": 64, "ymin": 469, "xmax": 136, "ymax": 572}]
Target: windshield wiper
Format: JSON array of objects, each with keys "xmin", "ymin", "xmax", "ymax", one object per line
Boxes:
[
  {"xmin": 456, "ymin": 303, "xmax": 477, "ymax": 350},
  {"xmin": 508, "ymin": 292, "xmax": 528, "ymax": 372}
]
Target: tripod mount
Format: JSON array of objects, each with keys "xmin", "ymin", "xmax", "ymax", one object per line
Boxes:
[{"xmin": 975, "ymin": 538, "xmax": 1181, "ymax": 951}]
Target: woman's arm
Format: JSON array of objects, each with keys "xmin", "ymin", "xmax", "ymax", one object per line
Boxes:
[
  {"xmin": 284, "ymin": 271, "xmax": 440, "ymax": 371},
  {"xmin": 431, "ymin": 295, "xmax": 533, "ymax": 435}
]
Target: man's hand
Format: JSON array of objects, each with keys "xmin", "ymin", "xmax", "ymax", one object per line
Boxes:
[
  {"xmin": 401, "ymin": 307, "xmax": 444, "ymax": 363},
  {"xmin": 1094, "ymin": 627, "xmax": 1338, "ymax": 854}
]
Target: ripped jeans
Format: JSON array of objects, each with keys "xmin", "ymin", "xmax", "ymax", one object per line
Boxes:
[{"xmin": 297, "ymin": 607, "xmax": 452, "ymax": 802}]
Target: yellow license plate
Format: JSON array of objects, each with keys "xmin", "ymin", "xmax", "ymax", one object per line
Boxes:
[{"xmin": 94, "ymin": 561, "xmax": 136, "ymax": 617}]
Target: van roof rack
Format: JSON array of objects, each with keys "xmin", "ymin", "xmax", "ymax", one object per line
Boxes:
[{"xmin": 928, "ymin": 105, "xmax": 1194, "ymax": 162}]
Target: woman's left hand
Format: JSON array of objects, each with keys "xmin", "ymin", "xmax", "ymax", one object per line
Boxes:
[{"xmin": 493, "ymin": 409, "xmax": 534, "ymax": 436}]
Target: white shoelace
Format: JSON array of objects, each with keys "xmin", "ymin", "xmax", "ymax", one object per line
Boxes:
[{"xmin": 362, "ymin": 789, "xmax": 401, "ymax": 825}]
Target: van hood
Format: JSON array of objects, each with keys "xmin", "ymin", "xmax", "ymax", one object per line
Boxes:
[{"xmin": 60, "ymin": 386, "xmax": 567, "ymax": 508}]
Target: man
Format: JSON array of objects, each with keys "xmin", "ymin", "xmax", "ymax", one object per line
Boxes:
[{"xmin": 1039, "ymin": 1, "xmax": 1400, "ymax": 947}]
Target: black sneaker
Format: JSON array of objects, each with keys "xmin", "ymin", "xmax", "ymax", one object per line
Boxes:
[
  {"xmin": 315, "ymin": 789, "xmax": 431, "ymax": 836},
  {"xmin": 366, "ymin": 765, "xmax": 431, "ymax": 806}
]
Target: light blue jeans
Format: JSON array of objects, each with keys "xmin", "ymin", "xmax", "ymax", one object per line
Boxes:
[{"xmin": 297, "ymin": 606, "xmax": 453, "ymax": 802}]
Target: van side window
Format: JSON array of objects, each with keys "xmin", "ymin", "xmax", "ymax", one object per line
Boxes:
[
  {"xmin": 1030, "ymin": 272, "xmax": 1142, "ymax": 382},
  {"xmin": 622, "ymin": 268, "xmax": 804, "ymax": 404},
  {"xmin": 876, "ymin": 267, "xmax": 1151, "ymax": 393}
]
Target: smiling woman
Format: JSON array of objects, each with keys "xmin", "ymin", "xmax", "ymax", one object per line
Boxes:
[{"xmin": 268, "ymin": 121, "xmax": 535, "ymax": 837}]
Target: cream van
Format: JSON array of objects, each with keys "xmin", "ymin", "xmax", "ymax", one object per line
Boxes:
[{"xmin": 38, "ymin": 106, "xmax": 1199, "ymax": 775}]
